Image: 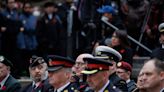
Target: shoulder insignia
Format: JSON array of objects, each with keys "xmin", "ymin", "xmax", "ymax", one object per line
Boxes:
[
  {"xmin": 64, "ymin": 90, "xmax": 68, "ymax": 92},
  {"xmin": 104, "ymin": 90, "xmax": 109, "ymax": 92},
  {"xmin": 119, "ymin": 80, "xmax": 126, "ymax": 84},
  {"xmin": 71, "ymin": 87, "xmax": 75, "ymax": 90}
]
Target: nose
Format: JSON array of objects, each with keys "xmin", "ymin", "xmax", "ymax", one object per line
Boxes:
[
  {"xmin": 35, "ymin": 67, "xmax": 40, "ymax": 72},
  {"xmin": 87, "ymin": 76, "xmax": 91, "ymax": 82}
]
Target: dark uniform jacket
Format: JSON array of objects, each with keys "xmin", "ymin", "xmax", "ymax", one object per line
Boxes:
[
  {"xmin": 127, "ymin": 80, "xmax": 137, "ymax": 92},
  {"xmin": 109, "ymin": 72, "xmax": 128, "ymax": 92},
  {"xmin": 151, "ymin": 45, "xmax": 164, "ymax": 61},
  {"xmin": 101, "ymin": 81, "xmax": 122, "ymax": 92},
  {"xmin": 20, "ymin": 79, "xmax": 52, "ymax": 92},
  {"xmin": 48, "ymin": 82, "xmax": 79, "ymax": 92},
  {"xmin": 0, "ymin": 75, "xmax": 21, "ymax": 92}
]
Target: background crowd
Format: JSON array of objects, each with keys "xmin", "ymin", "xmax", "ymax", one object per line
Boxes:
[{"xmin": 0, "ymin": 0, "xmax": 164, "ymax": 88}]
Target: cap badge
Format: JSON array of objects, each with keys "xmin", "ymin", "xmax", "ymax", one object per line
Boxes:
[
  {"xmin": 97, "ymin": 51, "xmax": 101, "ymax": 56},
  {"xmin": 117, "ymin": 62, "xmax": 122, "ymax": 67},
  {"xmin": 0, "ymin": 56, "xmax": 4, "ymax": 62}
]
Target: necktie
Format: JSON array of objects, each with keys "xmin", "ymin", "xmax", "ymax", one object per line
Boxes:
[{"xmin": 31, "ymin": 85, "xmax": 36, "ymax": 92}]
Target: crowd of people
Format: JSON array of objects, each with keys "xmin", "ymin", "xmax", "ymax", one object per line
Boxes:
[{"xmin": 0, "ymin": 0, "xmax": 164, "ymax": 92}]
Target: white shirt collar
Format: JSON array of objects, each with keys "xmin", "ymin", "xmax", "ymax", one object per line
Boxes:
[
  {"xmin": 54, "ymin": 82, "xmax": 70, "ymax": 92},
  {"xmin": 98, "ymin": 80, "xmax": 110, "ymax": 92},
  {"xmin": 162, "ymin": 44, "xmax": 164, "ymax": 49},
  {"xmin": 32, "ymin": 81, "xmax": 42, "ymax": 89},
  {"xmin": 0, "ymin": 74, "xmax": 10, "ymax": 89},
  {"xmin": 126, "ymin": 79, "xmax": 131, "ymax": 83},
  {"xmin": 160, "ymin": 87, "xmax": 164, "ymax": 92},
  {"xmin": 48, "ymin": 14, "xmax": 53, "ymax": 20}
]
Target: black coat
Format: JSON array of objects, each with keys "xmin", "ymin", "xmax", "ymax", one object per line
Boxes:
[
  {"xmin": 36, "ymin": 13, "xmax": 66, "ymax": 56},
  {"xmin": 48, "ymin": 82, "xmax": 79, "ymax": 92},
  {"xmin": 20, "ymin": 79, "xmax": 52, "ymax": 92},
  {"xmin": 0, "ymin": 75, "xmax": 21, "ymax": 92},
  {"xmin": 113, "ymin": 46, "xmax": 133, "ymax": 66}
]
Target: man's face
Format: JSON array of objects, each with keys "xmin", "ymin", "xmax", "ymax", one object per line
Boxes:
[
  {"xmin": 0, "ymin": 63, "xmax": 9, "ymax": 79},
  {"xmin": 87, "ymin": 71, "xmax": 105, "ymax": 90},
  {"xmin": 116, "ymin": 68, "xmax": 129, "ymax": 81},
  {"xmin": 7, "ymin": 0, "xmax": 16, "ymax": 9},
  {"xmin": 29, "ymin": 63, "xmax": 47, "ymax": 82},
  {"xmin": 48, "ymin": 68, "xmax": 70, "ymax": 87},
  {"xmin": 44, "ymin": 6, "xmax": 55, "ymax": 14},
  {"xmin": 159, "ymin": 34, "xmax": 164, "ymax": 44},
  {"xmin": 73, "ymin": 60, "xmax": 87, "ymax": 75},
  {"xmin": 138, "ymin": 61, "xmax": 162, "ymax": 89},
  {"xmin": 24, "ymin": 3, "xmax": 32, "ymax": 13}
]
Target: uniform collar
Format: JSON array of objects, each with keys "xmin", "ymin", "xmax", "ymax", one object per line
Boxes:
[
  {"xmin": 98, "ymin": 80, "xmax": 110, "ymax": 92},
  {"xmin": 0, "ymin": 74, "xmax": 10, "ymax": 89},
  {"xmin": 55, "ymin": 82, "xmax": 70, "ymax": 92}
]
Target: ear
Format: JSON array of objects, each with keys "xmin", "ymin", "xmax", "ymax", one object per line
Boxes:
[
  {"xmin": 127, "ymin": 71, "xmax": 131, "ymax": 76},
  {"xmin": 7, "ymin": 66, "xmax": 10, "ymax": 71},
  {"xmin": 160, "ymin": 71, "xmax": 164, "ymax": 81},
  {"xmin": 65, "ymin": 71, "xmax": 71, "ymax": 78}
]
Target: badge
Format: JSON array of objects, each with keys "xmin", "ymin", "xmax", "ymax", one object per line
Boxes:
[
  {"xmin": 0, "ymin": 56, "xmax": 4, "ymax": 62},
  {"xmin": 117, "ymin": 62, "xmax": 122, "ymax": 67}
]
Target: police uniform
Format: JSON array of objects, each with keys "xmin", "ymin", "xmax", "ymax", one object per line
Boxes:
[
  {"xmin": 117, "ymin": 62, "xmax": 137, "ymax": 92},
  {"xmin": 47, "ymin": 55, "xmax": 79, "ymax": 92},
  {"xmin": 0, "ymin": 56, "xmax": 21, "ymax": 92},
  {"xmin": 20, "ymin": 56, "xmax": 52, "ymax": 92},
  {"xmin": 81, "ymin": 57, "xmax": 122, "ymax": 92},
  {"xmin": 94, "ymin": 46, "xmax": 128, "ymax": 92},
  {"xmin": 151, "ymin": 23, "xmax": 164, "ymax": 61}
]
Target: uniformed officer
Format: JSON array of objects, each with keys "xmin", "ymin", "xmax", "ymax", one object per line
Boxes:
[
  {"xmin": 47, "ymin": 55, "xmax": 78, "ymax": 92},
  {"xmin": 81, "ymin": 57, "xmax": 122, "ymax": 92},
  {"xmin": 20, "ymin": 56, "xmax": 52, "ymax": 92},
  {"xmin": 151, "ymin": 22, "xmax": 164, "ymax": 61},
  {"xmin": 94, "ymin": 45, "xmax": 128, "ymax": 92},
  {"xmin": 0, "ymin": 55, "xmax": 21, "ymax": 92},
  {"xmin": 116, "ymin": 61, "xmax": 137, "ymax": 92}
]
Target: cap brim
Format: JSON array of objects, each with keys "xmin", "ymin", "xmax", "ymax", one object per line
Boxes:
[
  {"xmin": 48, "ymin": 66, "xmax": 63, "ymax": 72},
  {"xmin": 160, "ymin": 29, "xmax": 164, "ymax": 33},
  {"xmin": 81, "ymin": 70, "xmax": 98, "ymax": 75}
]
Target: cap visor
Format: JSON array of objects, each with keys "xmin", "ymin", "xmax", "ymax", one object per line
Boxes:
[
  {"xmin": 48, "ymin": 66, "xmax": 63, "ymax": 72},
  {"xmin": 81, "ymin": 70, "xmax": 98, "ymax": 75},
  {"xmin": 160, "ymin": 29, "xmax": 164, "ymax": 33}
]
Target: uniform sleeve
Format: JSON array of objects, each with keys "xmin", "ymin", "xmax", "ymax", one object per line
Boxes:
[
  {"xmin": 115, "ymin": 80, "xmax": 128, "ymax": 92},
  {"xmin": 9, "ymin": 82, "xmax": 21, "ymax": 92}
]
